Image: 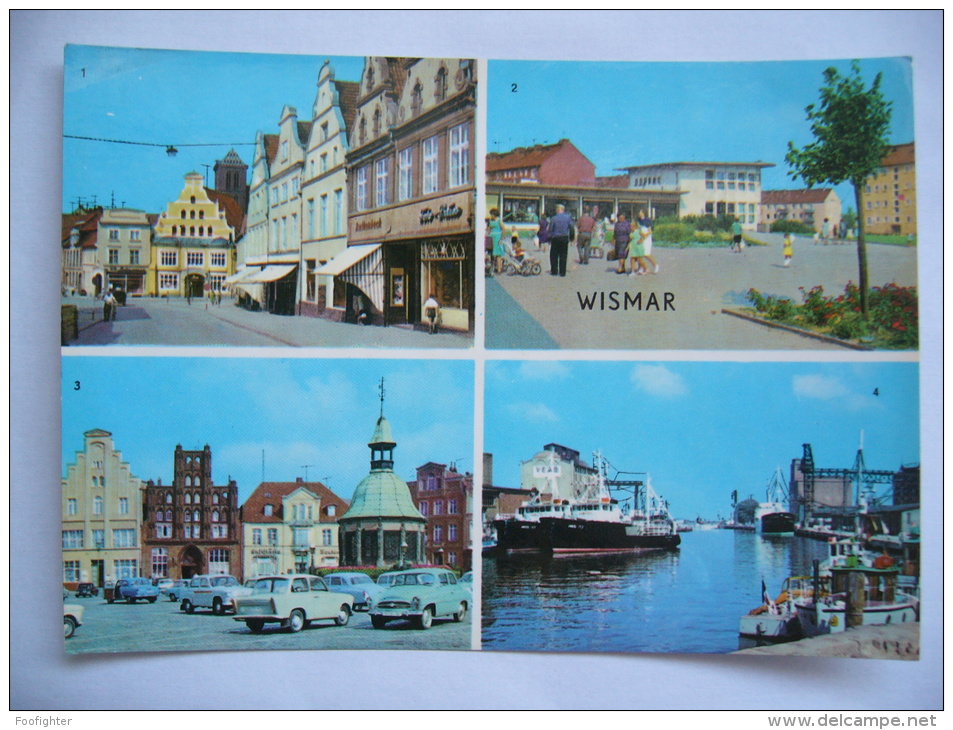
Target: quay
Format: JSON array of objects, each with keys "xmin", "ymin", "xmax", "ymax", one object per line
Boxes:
[{"xmin": 734, "ymin": 622, "xmax": 919, "ymax": 660}]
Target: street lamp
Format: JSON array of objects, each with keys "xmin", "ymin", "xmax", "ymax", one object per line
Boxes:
[
  {"xmin": 309, "ymin": 544, "xmax": 316, "ymax": 574},
  {"xmin": 399, "ymin": 537, "xmax": 408, "ymax": 570}
]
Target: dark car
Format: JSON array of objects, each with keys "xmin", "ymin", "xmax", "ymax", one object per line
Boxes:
[{"xmin": 75, "ymin": 582, "xmax": 99, "ymax": 598}]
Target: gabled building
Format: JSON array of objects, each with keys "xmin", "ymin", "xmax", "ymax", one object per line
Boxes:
[
  {"xmin": 408, "ymin": 461, "xmax": 473, "ymax": 570},
  {"xmin": 151, "ymin": 172, "xmax": 240, "ymax": 299},
  {"xmin": 486, "ymin": 139, "xmax": 596, "ymax": 187},
  {"xmin": 299, "ymin": 62, "xmax": 359, "ymax": 320},
  {"xmin": 62, "ymin": 429, "xmax": 144, "ymax": 587},
  {"xmin": 240, "ymin": 478, "xmax": 350, "ymax": 577},
  {"xmin": 61, "ymin": 207, "xmax": 103, "ymax": 296},
  {"xmin": 618, "ymin": 161, "xmax": 775, "ymax": 229},
  {"xmin": 344, "ymin": 57, "xmax": 477, "ymax": 332},
  {"xmin": 761, "ymin": 188, "xmax": 841, "ymax": 233},
  {"xmin": 863, "ymin": 142, "xmax": 916, "ymax": 236},
  {"xmin": 141, "ymin": 444, "xmax": 241, "ymax": 580}
]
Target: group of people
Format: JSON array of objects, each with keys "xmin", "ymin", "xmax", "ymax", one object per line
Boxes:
[{"xmin": 486, "ymin": 206, "xmax": 660, "ymax": 278}]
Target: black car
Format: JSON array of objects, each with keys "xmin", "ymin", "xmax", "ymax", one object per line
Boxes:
[{"xmin": 75, "ymin": 582, "xmax": 98, "ymax": 598}]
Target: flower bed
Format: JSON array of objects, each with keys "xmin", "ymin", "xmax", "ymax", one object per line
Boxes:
[{"xmin": 746, "ymin": 283, "xmax": 918, "ymax": 349}]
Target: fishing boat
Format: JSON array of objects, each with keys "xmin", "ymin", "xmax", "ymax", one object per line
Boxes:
[
  {"xmin": 739, "ymin": 575, "xmax": 818, "ymax": 648},
  {"xmin": 493, "ymin": 444, "xmax": 680, "ymax": 555},
  {"xmin": 755, "ymin": 467, "xmax": 797, "ymax": 535},
  {"xmin": 794, "ymin": 561, "xmax": 919, "ymax": 637}
]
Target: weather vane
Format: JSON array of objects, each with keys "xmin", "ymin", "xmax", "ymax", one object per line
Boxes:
[{"xmin": 378, "ymin": 376, "xmax": 385, "ymax": 418}]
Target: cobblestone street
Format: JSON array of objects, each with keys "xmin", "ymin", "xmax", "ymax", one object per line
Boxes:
[
  {"xmin": 63, "ymin": 295, "xmax": 473, "ymax": 348},
  {"xmin": 65, "ymin": 595, "xmax": 473, "ymax": 654}
]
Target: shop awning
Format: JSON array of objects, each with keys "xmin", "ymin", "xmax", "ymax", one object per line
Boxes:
[
  {"xmin": 244, "ymin": 264, "xmax": 297, "ymax": 283},
  {"xmin": 316, "ymin": 244, "xmax": 384, "ymax": 313},
  {"xmin": 224, "ymin": 267, "xmax": 261, "ymax": 285}
]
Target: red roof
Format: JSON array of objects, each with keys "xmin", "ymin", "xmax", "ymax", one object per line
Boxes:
[
  {"xmin": 263, "ymin": 134, "xmax": 279, "ymax": 167},
  {"xmin": 595, "ymin": 175, "xmax": 629, "ymax": 189},
  {"xmin": 241, "ymin": 480, "xmax": 349, "ymax": 524},
  {"xmin": 761, "ymin": 188, "xmax": 836, "ymax": 205},
  {"xmin": 335, "ymin": 80, "xmax": 360, "ymax": 136},
  {"xmin": 486, "ymin": 139, "xmax": 577, "ymax": 173},
  {"xmin": 205, "ymin": 188, "xmax": 244, "ymax": 232},
  {"xmin": 882, "ymin": 142, "xmax": 915, "ymax": 167}
]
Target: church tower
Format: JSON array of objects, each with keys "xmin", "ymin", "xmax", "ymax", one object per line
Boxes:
[{"xmin": 213, "ymin": 149, "xmax": 249, "ymax": 213}]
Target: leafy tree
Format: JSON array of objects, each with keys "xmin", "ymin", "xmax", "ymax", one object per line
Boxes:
[
  {"xmin": 785, "ymin": 61, "xmax": 892, "ymax": 317},
  {"xmin": 842, "ymin": 207, "xmax": 858, "ymax": 232}
]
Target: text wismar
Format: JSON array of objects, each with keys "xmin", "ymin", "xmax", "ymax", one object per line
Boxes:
[{"xmin": 577, "ymin": 291, "xmax": 675, "ymax": 311}]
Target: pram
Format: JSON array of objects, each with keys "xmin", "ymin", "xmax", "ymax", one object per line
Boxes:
[{"xmin": 501, "ymin": 241, "xmax": 542, "ymax": 276}]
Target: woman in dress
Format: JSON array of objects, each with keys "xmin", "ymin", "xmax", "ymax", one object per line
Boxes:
[
  {"xmin": 536, "ymin": 213, "xmax": 550, "ymax": 252},
  {"xmin": 487, "ymin": 208, "xmax": 504, "ymax": 274},
  {"xmin": 613, "ymin": 214, "xmax": 632, "ymax": 274},
  {"xmin": 638, "ymin": 210, "xmax": 659, "ymax": 274}
]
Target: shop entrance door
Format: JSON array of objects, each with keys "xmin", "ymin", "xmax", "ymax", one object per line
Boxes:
[{"xmin": 386, "ymin": 244, "xmax": 416, "ymax": 326}]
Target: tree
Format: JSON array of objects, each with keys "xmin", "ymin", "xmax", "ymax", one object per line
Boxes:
[
  {"xmin": 842, "ymin": 207, "xmax": 858, "ymax": 232},
  {"xmin": 785, "ymin": 61, "xmax": 892, "ymax": 317}
]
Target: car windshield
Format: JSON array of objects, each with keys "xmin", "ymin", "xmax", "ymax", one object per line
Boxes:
[
  {"xmin": 378, "ymin": 574, "xmax": 396, "ymax": 585},
  {"xmin": 253, "ymin": 578, "xmax": 289, "ymax": 594},
  {"xmin": 211, "ymin": 576, "xmax": 236, "ymax": 587},
  {"xmin": 350, "ymin": 575, "xmax": 373, "ymax": 585},
  {"xmin": 391, "ymin": 573, "xmax": 436, "ymax": 587}
]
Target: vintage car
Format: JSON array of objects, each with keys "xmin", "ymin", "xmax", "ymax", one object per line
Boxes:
[
  {"xmin": 155, "ymin": 578, "xmax": 175, "ymax": 595},
  {"xmin": 109, "ymin": 577, "xmax": 160, "ymax": 604},
  {"xmin": 179, "ymin": 574, "xmax": 252, "ymax": 615},
  {"xmin": 369, "ymin": 568, "xmax": 469, "ymax": 630},
  {"xmin": 376, "ymin": 571, "xmax": 400, "ymax": 587},
  {"xmin": 459, "ymin": 571, "xmax": 473, "ymax": 591},
  {"xmin": 166, "ymin": 579, "xmax": 190, "ymax": 602},
  {"xmin": 75, "ymin": 582, "xmax": 98, "ymax": 598},
  {"xmin": 323, "ymin": 572, "xmax": 385, "ymax": 611},
  {"xmin": 233, "ymin": 574, "xmax": 353, "ymax": 633},
  {"xmin": 64, "ymin": 603, "xmax": 84, "ymax": 639}
]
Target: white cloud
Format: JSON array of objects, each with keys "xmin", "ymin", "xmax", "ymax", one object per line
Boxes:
[
  {"xmin": 630, "ymin": 364, "xmax": 687, "ymax": 398},
  {"xmin": 792, "ymin": 374, "xmax": 849, "ymax": 400},
  {"xmin": 505, "ymin": 401, "xmax": 559, "ymax": 424},
  {"xmin": 517, "ymin": 361, "xmax": 571, "ymax": 381}
]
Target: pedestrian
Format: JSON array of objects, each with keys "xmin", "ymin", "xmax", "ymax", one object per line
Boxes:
[
  {"xmin": 731, "ymin": 218, "xmax": 744, "ymax": 253},
  {"xmin": 548, "ymin": 204, "xmax": 573, "ymax": 277},
  {"xmin": 536, "ymin": 212, "xmax": 550, "ymax": 252},
  {"xmin": 424, "ymin": 292, "xmax": 439, "ymax": 334},
  {"xmin": 821, "ymin": 218, "xmax": 830, "ymax": 245},
  {"xmin": 103, "ymin": 289, "xmax": 116, "ymax": 322},
  {"xmin": 629, "ymin": 224, "xmax": 647, "ymax": 276},
  {"xmin": 637, "ymin": 210, "xmax": 659, "ymax": 274},
  {"xmin": 613, "ymin": 213, "xmax": 632, "ymax": 274},
  {"xmin": 575, "ymin": 208, "xmax": 595, "ymax": 264},
  {"xmin": 783, "ymin": 231, "xmax": 794, "ymax": 267},
  {"xmin": 487, "ymin": 208, "xmax": 504, "ymax": 275},
  {"xmin": 593, "ymin": 212, "xmax": 606, "ymax": 258}
]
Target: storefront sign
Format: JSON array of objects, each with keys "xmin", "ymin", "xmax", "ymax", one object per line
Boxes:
[
  {"xmin": 250, "ymin": 548, "xmax": 280, "ymax": 556},
  {"xmin": 356, "ymin": 218, "xmax": 383, "ymax": 232},
  {"xmin": 349, "ymin": 190, "xmax": 472, "ymax": 243},
  {"xmin": 419, "ymin": 203, "xmax": 464, "ymax": 225}
]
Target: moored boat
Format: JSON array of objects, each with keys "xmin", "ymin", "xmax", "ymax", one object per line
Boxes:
[
  {"xmin": 739, "ymin": 575, "xmax": 817, "ymax": 648},
  {"xmin": 755, "ymin": 467, "xmax": 797, "ymax": 535}
]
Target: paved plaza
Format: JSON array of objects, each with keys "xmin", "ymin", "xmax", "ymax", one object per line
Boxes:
[
  {"xmin": 486, "ymin": 235, "xmax": 918, "ymax": 350},
  {"xmin": 65, "ymin": 594, "xmax": 472, "ymax": 654},
  {"xmin": 64, "ymin": 295, "xmax": 473, "ymax": 348}
]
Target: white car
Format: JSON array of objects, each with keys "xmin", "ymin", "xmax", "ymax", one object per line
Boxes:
[
  {"xmin": 179, "ymin": 574, "xmax": 252, "ymax": 615},
  {"xmin": 64, "ymin": 603, "xmax": 84, "ymax": 639},
  {"xmin": 233, "ymin": 575, "xmax": 354, "ymax": 633}
]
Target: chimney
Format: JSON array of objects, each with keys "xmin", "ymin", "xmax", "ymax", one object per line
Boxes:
[{"xmin": 483, "ymin": 453, "xmax": 493, "ymax": 487}]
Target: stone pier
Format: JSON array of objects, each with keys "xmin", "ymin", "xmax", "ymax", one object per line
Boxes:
[{"xmin": 734, "ymin": 622, "xmax": 919, "ymax": 660}]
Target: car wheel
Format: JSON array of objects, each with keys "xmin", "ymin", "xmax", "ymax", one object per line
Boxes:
[
  {"xmin": 415, "ymin": 606, "xmax": 434, "ymax": 630},
  {"xmin": 453, "ymin": 601, "xmax": 467, "ymax": 623},
  {"xmin": 182, "ymin": 599, "xmax": 194, "ymax": 614},
  {"xmin": 148, "ymin": 596, "xmax": 157, "ymax": 604},
  {"xmin": 246, "ymin": 619, "xmax": 265, "ymax": 634},
  {"xmin": 334, "ymin": 605, "xmax": 351, "ymax": 627},
  {"xmin": 288, "ymin": 609, "xmax": 306, "ymax": 633},
  {"xmin": 64, "ymin": 616, "xmax": 77, "ymax": 639},
  {"xmin": 127, "ymin": 596, "xmax": 136, "ymax": 604},
  {"xmin": 169, "ymin": 593, "xmax": 177, "ymax": 602},
  {"xmin": 107, "ymin": 597, "xmax": 114, "ymax": 604},
  {"xmin": 371, "ymin": 615, "xmax": 388, "ymax": 630},
  {"xmin": 212, "ymin": 597, "xmax": 224, "ymax": 615}
]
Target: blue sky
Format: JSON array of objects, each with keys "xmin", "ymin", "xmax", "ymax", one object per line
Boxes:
[
  {"xmin": 62, "ymin": 357, "xmax": 474, "ymax": 505},
  {"xmin": 488, "ymin": 58, "xmax": 914, "ymax": 212},
  {"xmin": 63, "ymin": 45, "xmax": 366, "ymax": 213},
  {"xmin": 485, "ymin": 360, "xmax": 919, "ymax": 520}
]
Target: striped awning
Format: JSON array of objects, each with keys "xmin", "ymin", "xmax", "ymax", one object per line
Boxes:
[
  {"xmin": 244, "ymin": 264, "xmax": 297, "ymax": 283},
  {"xmin": 316, "ymin": 244, "xmax": 383, "ymax": 312},
  {"xmin": 224, "ymin": 266, "xmax": 261, "ymax": 285}
]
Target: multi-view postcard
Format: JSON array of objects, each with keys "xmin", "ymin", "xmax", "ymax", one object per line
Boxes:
[
  {"xmin": 484, "ymin": 58, "xmax": 917, "ymax": 351},
  {"xmin": 60, "ymin": 48, "xmax": 925, "ymax": 664},
  {"xmin": 61, "ymin": 47, "xmax": 477, "ymax": 347}
]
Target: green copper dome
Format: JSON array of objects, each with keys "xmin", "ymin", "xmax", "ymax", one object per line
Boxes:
[{"xmin": 370, "ymin": 416, "xmax": 395, "ymax": 447}]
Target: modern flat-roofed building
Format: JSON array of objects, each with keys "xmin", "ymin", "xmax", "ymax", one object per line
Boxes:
[
  {"xmin": 863, "ymin": 142, "xmax": 916, "ymax": 237},
  {"xmin": 761, "ymin": 188, "xmax": 841, "ymax": 234}
]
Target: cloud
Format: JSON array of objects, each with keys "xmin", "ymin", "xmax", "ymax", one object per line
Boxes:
[
  {"xmin": 792, "ymin": 374, "xmax": 849, "ymax": 400},
  {"xmin": 504, "ymin": 401, "xmax": 559, "ymax": 424},
  {"xmin": 517, "ymin": 361, "xmax": 571, "ymax": 381},
  {"xmin": 630, "ymin": 364, "xmax": 687, "ymax": 398}
]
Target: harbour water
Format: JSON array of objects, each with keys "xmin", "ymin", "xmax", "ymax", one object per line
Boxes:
[{"xmin": 481, "ymin": 528, "xmax": 831, "ymax": 654}]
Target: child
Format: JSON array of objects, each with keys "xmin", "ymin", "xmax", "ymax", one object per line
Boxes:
[
  {"xmin": 783, "ymin": 232, "xmax": 794, "ymax": 267},
  {"xmin": 512, "ymin": 235, "xmax": 525, "ymax": 263}
]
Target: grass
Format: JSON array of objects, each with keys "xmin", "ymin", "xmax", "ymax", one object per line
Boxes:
[{"xmin": 865, "ymin": 234, "xmax": 917, "ymax": 246}]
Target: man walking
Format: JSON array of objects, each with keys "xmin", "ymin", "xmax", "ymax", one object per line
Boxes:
[
  {"xmin": 575, "ymin": 207, "xmax": 596, "ymax": 264},
  {"xmin": 549, "ymin": 204, "xmax": 573, "ymax": 277}
]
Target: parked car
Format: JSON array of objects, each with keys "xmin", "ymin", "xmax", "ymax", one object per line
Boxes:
[
  {"xmin": 376, "ymin": 571, "xmax": 401, "ymax": 587},
  {"xmin": 63, "ymin": 603, "xmax": 84, "ymax": 639},
  {"xmin": 109, "ymin": 577, "xmax": 160, "ymax": 604},
  {"xmin": 459, "ymin": 571, "xmax": 473, "ymax": 591},
  {"xmin": 166, "ymin": 579, "xmax": 190, "ymax": 602},
  {"xmin": 74, "ymin": 582, "xmax": 98, "ymax": 598},
  {"xmin": 233, "ymin": 574, "xmax": 353, "ymax": 633},
  {"xmin": 369, "ymin": 568, "xmax": 470, "ymax": 630},
  {"xmin": 155, "ymin": 578, "xmax": 175, "ymax": 595},
  {"xmin": 323, "ymin": 572, "xmax": 385, "ymax": 611},
  {"xmin": 179, "ymin": 574, "xmax": 252, "ymax": 615}
]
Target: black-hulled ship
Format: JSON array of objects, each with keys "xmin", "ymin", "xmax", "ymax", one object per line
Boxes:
[
  {"xmin": 492, "ymin": 444, "xmax": 680, "ymax": 554},
  {"xmin": 754, "ymin": 467, "xmax": 797, "ymax": 535}
]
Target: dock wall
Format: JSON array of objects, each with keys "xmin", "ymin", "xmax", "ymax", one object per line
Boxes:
[{"xmin": 734, "ymin": 622, "xmax": 919, "ymax": 660}]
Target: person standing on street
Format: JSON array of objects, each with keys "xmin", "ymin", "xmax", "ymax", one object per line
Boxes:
[
  {"xmin": 613, "ymin": 213, "xmax": 632, "ymax": 273},
  {"xmin": 536, "ymin": 213, "xmax": 550, "ymax": 252},
  {"xmin": 731, "ymin": 218, "xmax": 744, "ymax": 253},
  {"xmin": 103, "ymin": 289, "xmax": 116, "ymax": 322},
  {"xmin": 575, "ymin": 208, "xmax": 596, "ymax": 264},
  {"xmin": 548, "ymin": 204, "xmax": 573, "ymax": 277},
  {"xmin": 424, "ymin": 293, "xmax": 439, "ymax": 334}
]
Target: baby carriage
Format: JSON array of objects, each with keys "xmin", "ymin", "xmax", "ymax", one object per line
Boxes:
[{"xmin": 501, "ymin": 241, "xmax": 542, "ymax": 276}]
